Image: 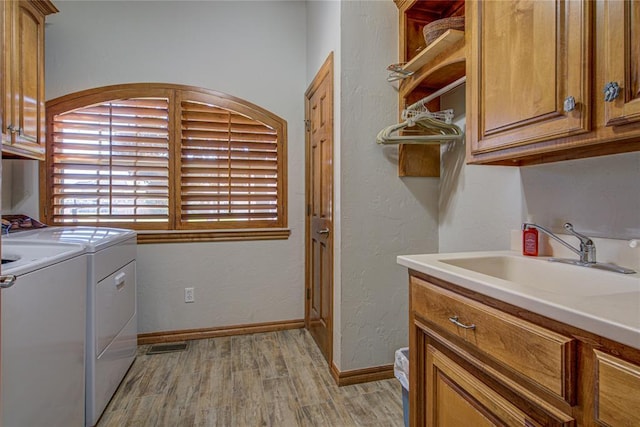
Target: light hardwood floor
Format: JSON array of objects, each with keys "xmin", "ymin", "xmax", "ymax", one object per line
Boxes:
[{"xmin": 98, "ymin": 329, "xmax": 405, "ymax": 427}]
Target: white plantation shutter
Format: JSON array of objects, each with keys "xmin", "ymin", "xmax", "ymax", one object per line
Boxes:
[
  {"xmin": 179, "ymin": 100, "xmax": 279, "ymax": 227},
  {"xmin": 44, "ymin": 84, "xmax": 287, "ymax": 234},
  {"xmin": 50, "ymin": 98, "xmax": 170, "ymax": 227}
]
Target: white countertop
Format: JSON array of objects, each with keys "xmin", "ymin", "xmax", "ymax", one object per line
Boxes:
[{"xmin": 398, "ymin": 250, "xmax": 640, "ymax": 350}]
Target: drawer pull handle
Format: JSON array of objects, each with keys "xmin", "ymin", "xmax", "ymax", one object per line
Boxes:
[{"xmin": 448, "ymin": 316, "xmax": 476, "ymax": 330}]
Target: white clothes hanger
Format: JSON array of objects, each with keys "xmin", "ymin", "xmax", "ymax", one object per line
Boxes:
[{"xmin": 376, "ymin": 77, "xmax": 466, "ymax": 145}]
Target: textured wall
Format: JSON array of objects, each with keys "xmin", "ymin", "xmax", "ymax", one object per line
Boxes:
[
  {"xmin": 439, "ymin": 84, "xmax": 640, "ymax": 255},
  {"xmin": 337, "ymin": 1, "xmax": 440, "ymax": 371},
  {"xmin": 521, "ymin": 152, "xmax": 640, "ymax": 239},
  {"xmin": 43, "ymin": 0, "xmax": 308, "ymax": 333},
  {"xmin": 439, "ymin": 85, "xmax": 523, "ymax": 252}
]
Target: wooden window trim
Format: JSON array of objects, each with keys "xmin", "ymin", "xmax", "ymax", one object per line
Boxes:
[{"xmin": 42, "ymin": 83, "xmax": 288, "ymax": 241}]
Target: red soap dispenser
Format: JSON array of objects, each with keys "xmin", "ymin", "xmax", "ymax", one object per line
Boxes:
[{"xmin": 522, "ymin": 224, "xmax": 538, "ymax": 256}]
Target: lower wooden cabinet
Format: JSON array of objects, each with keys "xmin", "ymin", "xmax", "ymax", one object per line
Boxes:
[
  {"xmin": 425, "ymin": 343, "xmax": 545, "ymax": 427},
  {"xmin": 409, "ymin": 272, "xmax": 640, "ymax": 427},
  {"xmin": 593, "ymin": 350, "xmax": 640, "ymax": 427}
]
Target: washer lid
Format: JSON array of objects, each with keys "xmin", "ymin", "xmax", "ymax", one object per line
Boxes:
[
  {"xmin": 2, "ymin": 240, "xmax": 85, "ymax": 276},
  {"xmin": 4, "ymin": 226, "xmax": 136, "ymax": 253}
]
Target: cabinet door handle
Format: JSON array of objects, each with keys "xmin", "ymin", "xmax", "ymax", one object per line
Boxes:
[
  {"xmin": 604, "ymin": 82, "xmax": 621, "ymax": 102},
  {"xmin": 6, "ymin": 124, "xmax": 15, "ymax": 133},
  {"xmin": 448, "ymin": 315, "xmax": 476, "ymax": 330},
  {"xmin": 563, "ymin": 96, "xmax": 576, "ymax": 112},
  {"xmin": 317, "ymin": 228, "xmax": 330, "ymax": 235}
]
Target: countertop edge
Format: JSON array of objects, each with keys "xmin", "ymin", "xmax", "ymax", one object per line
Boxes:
[{"xmin": 398, "ymin": 251, "xmax": 640, "ymax": 351}]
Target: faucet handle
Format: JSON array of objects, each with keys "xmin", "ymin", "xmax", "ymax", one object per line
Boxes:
[
  {"xmin": 563, "ymin": 223, "xmax": 593, "ymax": 245},
  {"xmin": 564, "ymin": 223, "xmax": 596, "ymax": 263}
]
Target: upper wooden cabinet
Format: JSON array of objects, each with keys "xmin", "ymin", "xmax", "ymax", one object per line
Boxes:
[
  {"xmin": 603, "ymin": 0, "xmax": 640, "ymax": 127},
  {"xmin": 467, "ymin": 0, "xmax": 640, "ymax": 166},
  {"xmin": 467, "ymin": 0, "xmax": 591, "ymax": 154},
  {"xmin": 1, "ymin": 0, "xmax": 58, "ymax": 161}
]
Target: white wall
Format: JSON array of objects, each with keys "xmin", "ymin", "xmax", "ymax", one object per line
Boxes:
[
  {"xmin": 439, "ymin": 85, "xmax": 640, "ymax": 256},
  {"xmin": 1, "ymin": 160, "xmax": 40, "ymax": 217},
  {"xmin": 521, "ymin": 152, "xmax": 640, "ymax": 239},
  {"xmin": 43, "ymin": 0, "xmax": 308, "ymax": 333},
  {"xmin": 439, "ymin": 85, "xmax": 523, "ymax": 252},
  {"xmin": 337, "ymin": 1, "xmax": 439, "ymax": 371}
]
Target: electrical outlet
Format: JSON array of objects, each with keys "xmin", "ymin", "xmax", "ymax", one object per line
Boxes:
[{"xmin": 184, "ymin": 287, "xmax": 195, "ymax": 303}]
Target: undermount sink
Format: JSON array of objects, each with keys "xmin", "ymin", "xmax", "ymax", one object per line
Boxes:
[{"xmin": 440, "ymin": 255, "xmax": 640, "ymax": 297}]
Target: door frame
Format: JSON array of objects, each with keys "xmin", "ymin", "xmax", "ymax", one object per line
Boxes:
[{"xmin": 304, "ymin": 52, "xmax": 334, "ymax": 365}]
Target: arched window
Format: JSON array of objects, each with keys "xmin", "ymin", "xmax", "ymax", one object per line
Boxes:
[{"xmin": 42, "ymin": 84, "xmax": 288, "ymax": 243}]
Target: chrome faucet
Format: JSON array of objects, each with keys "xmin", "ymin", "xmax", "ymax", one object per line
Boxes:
[
  {"xmin": 522, "ymin": 222, "xmax": 635, "ymax": 274},
  {"xmin": 523, "ymin": 222, "xmax": 596, "ymax": 263}
]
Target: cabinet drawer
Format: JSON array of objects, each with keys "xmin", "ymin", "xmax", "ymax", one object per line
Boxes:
[
  {"xmin": 594, "ymin": 350, "xmax": 640, "ymax": 427},
  {"xmin": 411, "ymin": 276, "xmax": 575, "ymax": 402}
]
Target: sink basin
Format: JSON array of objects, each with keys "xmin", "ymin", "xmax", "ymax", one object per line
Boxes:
[
  {"xmin": 440, "ymin": 255, "xmax": 640, "ymax": 297},
  {"xmin": 397, "ymin": 250, "xmax": 640, "ymax": 351}
]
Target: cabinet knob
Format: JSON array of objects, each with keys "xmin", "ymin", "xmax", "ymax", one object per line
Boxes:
[
  {"xmin": 604, "ymin": 82, "xmax": 621, "ymax": 102},
  {"xmin": 563, "ymin": 96, "xmax": 576, "ymax": 112},
  {"xmin": 6, "ymin": 124, "xmax": 15, "ymax": 133}
]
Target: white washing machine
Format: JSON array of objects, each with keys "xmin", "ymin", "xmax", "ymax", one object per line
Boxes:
[
  {"xmin": 1, "ymin": 239, "xmax": 87, "ymax": 427},
  {"xmin": 5, "ymin": 226, "xmax": 138, "ymax": 427}
]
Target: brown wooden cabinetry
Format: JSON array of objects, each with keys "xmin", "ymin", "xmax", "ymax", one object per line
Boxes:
[
  {"xmin": 593, "ymin": 350, "xmax": 640, "ymax": 426},
  {"xmin": 602, "ymin": 0, "xmax": 640, "ymax": 127},
  {"xmin": 466, "ymin": 0, "xmax": 640, "ymax": 166},
  {"xmin": 393, "ymin": 0, "xmax": 465, "ymax": 177},
  {"xmin": 467, "ymin": 0, "xmax": 590, "ymax": 155},
  {"xmin": 1, "ymin": 0, "xmax": 57, "ymax": 160},
  {"xmin": 409, "ymin": 272, "xmax": 640, "ymax": 426},
  {"xmin": 425, "ymin": 344, "xmax": 539, "ymax": 427}
]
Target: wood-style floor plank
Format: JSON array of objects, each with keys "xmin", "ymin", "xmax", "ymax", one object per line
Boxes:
[{"xmin": 98, "ymin": 329, "xmax": 404, "ymax": 427}]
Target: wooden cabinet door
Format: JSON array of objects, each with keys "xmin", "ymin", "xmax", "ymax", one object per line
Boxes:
[
  {"xmin": 425, "ymin": 343, "xmax": 541, "ymax": 427},
  {"xmin": 593, "ymin": 350, "xmax": 640, "ymax": 427},
  {"xmin": 2, "ymin": 0, "xmax": 13, "ymax": 145},
  {"xmin": 12, "ymin": 0, "xmax": 45, "ymax": 154},
  {"xmin": 467, "ymin": 0, "xmax": 591, "ymax": 155},
  {"xmin": 1, "ymin": 0, "xmax": 51, "ymax": 160},
  {"xmin": 602, "ymin": 0, "xmax": 640, "ymax": 126}
]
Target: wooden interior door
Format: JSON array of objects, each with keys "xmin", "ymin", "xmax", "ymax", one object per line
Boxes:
[
  {"xmin": 304, "ymin": 53, "xmax": 333, "ymax": 364},
  {"xmin": 603, "ymin": 0, "xmax": 640, "ymax": 126}
]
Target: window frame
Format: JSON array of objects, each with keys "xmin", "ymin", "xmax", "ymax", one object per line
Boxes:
[{"xmin": 41, "ymin": 83, "xmax": 289, "ymax": 243}]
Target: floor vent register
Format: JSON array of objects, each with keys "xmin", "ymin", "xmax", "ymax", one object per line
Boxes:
[{"xmin": 146, "ymin": 341, "xmax": 190, "ymax": 355}]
